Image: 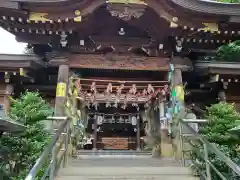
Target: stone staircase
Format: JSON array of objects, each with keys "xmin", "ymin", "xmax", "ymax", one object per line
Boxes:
[
  {"xmin": 75, "ymin": 150, "xmax": 152, "ymax": 159},
  {"xmin": 56, "ymin": 154, "xmax": 199, "ymax": 180}
]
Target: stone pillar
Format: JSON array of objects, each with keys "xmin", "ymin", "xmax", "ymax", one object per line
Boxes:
[
  {"xmin": 93, "ymin": 115, "xmax": 98, "ymax": 151},
  {"xmin": 4, "ymin": 84, "xmax": 13, "ymax": 113},
  {"xmin": 54, "ymin": 64, "xmax": 69, "ymax": 116},
  {"xmin": 136, "ymin": 118, "xmax": 141, "ymax": 151}
]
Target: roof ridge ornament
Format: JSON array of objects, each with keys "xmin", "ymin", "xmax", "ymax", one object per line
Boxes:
[{"xmin": 106, "ymin": 0, "xmax": 147, "ymax": 5}]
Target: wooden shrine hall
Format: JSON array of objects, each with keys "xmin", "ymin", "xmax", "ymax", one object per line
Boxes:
[{"xmin": 0, "ymin": 0, "xmax": 239, "ymax": 151}]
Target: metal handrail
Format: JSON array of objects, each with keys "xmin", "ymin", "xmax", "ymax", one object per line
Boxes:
[
  {"xmin": 178, "ymin": 118, "xmax": 240, "ymax": 179},
  {"xmin": 25, "ymin": 116, "xmax": 70, "ymax": 180}
]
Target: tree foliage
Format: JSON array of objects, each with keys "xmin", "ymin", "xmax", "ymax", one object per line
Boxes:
[
  {"xmin": 217, "ymin": 0, "xmax": 240, "ymax": 3},
  {"xmin": 0, "ymin": 92, "xmax": 53, "ymax": 180},
  {"xmin": 216, "ymin": 40, "xmax": 240, "ymax": 61},
  {"xmin": 192, "ymin": 103, "xmax": 240, "ymax": 180},
  {"xmin": 203, "ymin": 103, "xmax": 239, "ymax": 145}
]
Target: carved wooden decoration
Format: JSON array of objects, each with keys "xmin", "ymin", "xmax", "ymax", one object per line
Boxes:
[{"xmin": 107, "ymin": 3, "xmax": 146, "ymax": 21}]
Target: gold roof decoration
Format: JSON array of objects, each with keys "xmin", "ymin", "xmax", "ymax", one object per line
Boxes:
[
  {"xmin": 28, "ymin": 12, "xmax": 52, "ymax": 22},
  {"xmin": 201, "ymin": 23, "xmax": 219, "ymax": 32}
]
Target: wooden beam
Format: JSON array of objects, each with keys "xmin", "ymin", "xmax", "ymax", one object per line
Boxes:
[
  {"xmin": 78, "ymin": 78, "xmax": 167, "ymax": 83},
  {"xmin": 68, "ymin": 54, "xmax": 170, "ymax": 71},
  {"xmin": 0, "ymin": 1, "xmax": 19, "ymax": 9},
  {"xmin": 48, "ymin": 54, "xmax": 193, "ymax": 71},
  {"xmin": 0, "ymin": 54, "xmax": 44, "ymax": 69}
]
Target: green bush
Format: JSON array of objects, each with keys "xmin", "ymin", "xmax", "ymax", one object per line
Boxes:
[
  {"xmin": 0, "ymin": 92, "xmax": 53, "ymax": 180},
  {"xmin": 192, "ymin": 103, "xmax": 240, "ymax": 180}
]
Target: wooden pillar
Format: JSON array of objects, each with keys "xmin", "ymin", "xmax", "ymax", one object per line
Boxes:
[
  {"xmin": 4, "ymin": 84, "xmax": 13, "ymax": 113},
  {"xmin": 172, "ymin": 69, "xmax": 185, "ymax": 111},
  {"xmin": 93, "ymin": 114, "xmax": 97, "ymax": 151},
  {"xmin": 136, "ymin": 118, "xmax": 141, "ymax": 151},
  {"xmin": 54, "ymin": 64, "xmax": 69, "ymax": 116},
  {"xmin": 172, "ymin": 69, "xmax": 183, "ymax": 89},
  {"xmin": 172, "ymin": 69, "xmax": 186, "ymax": 159}
]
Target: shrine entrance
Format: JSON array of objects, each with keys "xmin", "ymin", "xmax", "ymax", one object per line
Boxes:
[
  {"xmin": 73, "ymin": 73, "xmax": 169, "ymax": 151},
  {"xmin": 85, "ymin": 109, "xmax": 145, "ymax": 150}
]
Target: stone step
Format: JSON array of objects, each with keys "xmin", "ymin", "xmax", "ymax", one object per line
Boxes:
[
  {"xmin": 58, "ymin": 167, "xmax": 192, "ymax": 176},
  {"xmin": 56, "ymin": 175, "xmax": 199, "ymax": 180},
  {"xmin": 56, "ymin": 158, "xmax": 198, "ymax": 180},
  {"xmin": 70, "ymin": 158, "xmax": 182, "ymax": 167},
  {"xmin": 76, "ymin": 150, "xmax": 152, "ymax": 156},
  {"xmin": 76, "ymin": 154, "xmax": 151, "ymax": 159}
]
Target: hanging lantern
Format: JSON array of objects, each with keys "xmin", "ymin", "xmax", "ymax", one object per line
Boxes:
[
  {"xmin": 131, "ymin": 116, "xmax": 137, "ymax": 125},
  {"xmin": 144, "ymin": 102, "xmax": 149, "ymax": 108},
  {"xmin": 106, "ymin": 101, "xmax": 111, "ymax": 108},
  {"xmin": 97, "ymin": 116, "xmax": 103, "ymax": 125},
  {"xmin": 113, "ymin": 102, "xmax": 118, "ymax": 108},
  {"xmin": 97, "ymin": 127, "xmax": 101, "ymax": 132},
  {"xmin": 111, "ymin": 116, "xmax": 115, "ymax": 123},
  {"xmin": 121, "ymin": 104, "xmax": 127, "ymax": 110},
  {"xmin": 119, "ymin": 116, "xmax": 124, "ymax": 123}
]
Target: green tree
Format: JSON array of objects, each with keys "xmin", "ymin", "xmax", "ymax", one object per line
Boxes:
[
  {"xmin": 0, "ymin": 92, "xmax": 53, "ymax": 180},
  {"xmin": 216, "ymin": 40, "xmax": 240, "ymax": 62},
  {"xmin": 217, "ymin": 0, "xmax": 240, "ymax": 3},
  {"xmin": 203, "ymin": 103, "xmax": 239, "ymax": 145},
  {"xmin": 192, "ymin": 103, "xmax": 240, "ymax": 180}
]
